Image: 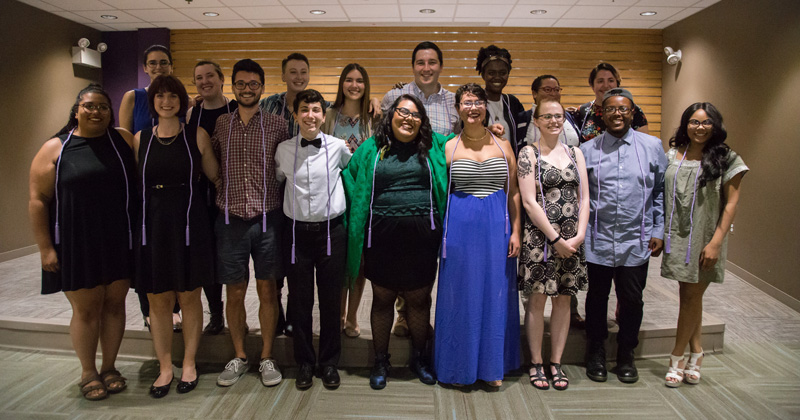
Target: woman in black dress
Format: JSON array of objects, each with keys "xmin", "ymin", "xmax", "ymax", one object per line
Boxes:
[
  {"xmin": 29, "ymin": 84, "xmax": 135, "ymax": 400},
  {"xmin": 134, "ymin": 75, "xmax": 219, "ymax": 397}
]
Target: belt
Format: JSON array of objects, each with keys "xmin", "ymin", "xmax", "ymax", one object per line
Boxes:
[{"xmin": 293, "ymin": 215, "xmax": 343, "ymax": 232}]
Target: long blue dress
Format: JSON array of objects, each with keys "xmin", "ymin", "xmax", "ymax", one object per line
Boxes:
[{"xmin": 434, "ymin": 141, "xmax": 521, "ymax": 384}]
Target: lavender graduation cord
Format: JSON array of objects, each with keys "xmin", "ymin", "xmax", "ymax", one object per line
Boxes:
[
  {"xmin": 665, "ymin": 148, "xmax": 702, "ymax": 263},
  {"xmin": 196, "ymin": 98, "xmax": 231, "ymax": 206},
  {"xmin": 53, "ymin": 129, "xmax": 75, "ymax": 246},
  {"xmin": 536, "ymin": 135, "xmax": 582, "ymax": 262},
  {"xmin": 223, "ymin": 109, "xmax": 267, "ymax": 229},
  {"xmin": 290, "ymin": 134, "xmax": 333, "ymax": 264},
  {"xmin": 442, "ymin": 130, "xmax": 509, "ymax": 259}
]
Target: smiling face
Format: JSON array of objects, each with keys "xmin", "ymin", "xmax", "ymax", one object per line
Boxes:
[
  {"xmin": 592, "ymin": 69, "xmax": 619, "ymax": 103},
  {"xmin": 601, "ymin": 95, "xmax": 634, "ymax": 138},
  {"xmin": 481, "ymin": 60, "xmax": 509, "ymax": 97},
  {"xmin": 294, "ymin": 100, "xmax": 325, "ymax": 139},
  {"xmin": 153, "ymin": 90, "xmax": 181, "ymax": 119},
  {"xmin": 534, "ymin": 77, "xmax": 561, "ymax": 104},
  {"xmin": 232, "ymin": 71, "xmax": 263, "ymax": 108},
  {"xmin": 392, "ymin": 99, "xmax": 422, "ymax": 143},
  {"xmin": 457, "ymin": 92, "xmax": 486, "ymax": 127},
  {"xmin": 412, "ymin": 49, "xmax": 442, "ymax": 91},
  {"xmin": 76, "ymin": 92, "xmax": 112, "ymax": 134},
  {"xmin": 533, "ymin": 101, "xmax": 564, "ymax": 137},
  {"xmin": 342, "ymin": 68, "xmax": 365, "ymax": 102},
  {"xmin": 282, "ymin": 59, "xmax": 309, "ymax": 94},
  {"xmin": 143, "ymin": 50, "xmax": 173, "ymax": 82},
  {"xmin": 194, "ymin": 64, "xmax": 224, "ymax": 100},
  {"xmin": 687, "ymin": 109, "xmax": 713, "ymax": 148}
]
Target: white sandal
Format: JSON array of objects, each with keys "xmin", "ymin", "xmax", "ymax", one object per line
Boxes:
[
  {"xmin": 684, "ymin": 351, "xmax": 704, "ymax": 385},
  {"xmin": 665, "ymin": 354, "xmax": 684, "ymax": 388}
]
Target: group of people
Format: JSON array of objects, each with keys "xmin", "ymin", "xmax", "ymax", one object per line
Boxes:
[{"xmin": 29, "ymin": 41, "xmax": 747, "ymax": 401}]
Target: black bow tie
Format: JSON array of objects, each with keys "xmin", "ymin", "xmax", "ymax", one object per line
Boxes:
[{"xmin": 301, "ymin": 138, "xmax": 322, "ymax": 148}]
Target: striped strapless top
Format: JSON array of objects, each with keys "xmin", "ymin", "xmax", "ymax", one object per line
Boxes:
[{"xmin": 450, "ymin": 157, "xmax": 507, "ymax": 198}]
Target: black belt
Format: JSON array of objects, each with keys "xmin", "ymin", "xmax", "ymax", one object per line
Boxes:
[
  {"xmin": 293, "ymin": 215, "xmax": 343, "ymax": 232},
  {"xmin": 150, "ymin": 183, "xmax": 187, "ymax": 189}
]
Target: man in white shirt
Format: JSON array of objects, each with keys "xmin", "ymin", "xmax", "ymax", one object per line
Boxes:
[{"xmin": 274, "ymin": 89, "xmax": 352, "ymax": 390}]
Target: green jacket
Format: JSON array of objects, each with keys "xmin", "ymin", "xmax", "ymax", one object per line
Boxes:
[{"xmin": 342, "ymin": 132, "xmax": 451, "ymax": 285}]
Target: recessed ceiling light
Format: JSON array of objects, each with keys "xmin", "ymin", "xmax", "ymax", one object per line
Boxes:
[
  {"xmin": 203, "ymin": 12, "xmax": 219, "ymax": 17},
  {"xmin": 100, "ymin": 14, "xmax": 118, "ymax": 19},
  {"xmin": 640, "ymin": 11, "xmax": 657, "ymax": 16},
  {"xmin": 419, "ymin": 9, "xmax": 435, "ymax": 14},
  {"xmin": 309, "ymin": 9, "xmax": 326, "ymax": 15},
  {"xmin": 530, "ymin": 9, "xmax": 547, "ymax": 15}
]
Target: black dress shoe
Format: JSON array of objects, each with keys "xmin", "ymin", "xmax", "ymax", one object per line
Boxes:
[
  {"xmin": 616, "ymin": 360, "xmax": 639, "ymax": 383},
  {"xmin": 296, "ymin": 364, "xmax": 314, "ymax": 390},
  {"xmin": 176, "ymin": 377, "xmax": 198, "ymax": 394},
  {"xmin": 585, "ymin": 350, "xmax": 608, "ymax": 382},
  {"xmin": 321, "ymin": 365, "xmax": 340, "ymax": 389},
  {"xmin": 203, "ymin": 313, "xmax": 224, "ymax": 335},
  {"xmin": 149, "ymin": 376, "xmax": 173, "ymax": 398},
  {"xmin": 410, "ymin": 350, "xmax": 436, "ymax": 385}
]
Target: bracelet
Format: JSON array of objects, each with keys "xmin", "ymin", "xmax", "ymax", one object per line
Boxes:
[{"xmin": 547, "ymin": 235, "xmax": 562, "ymax": 246}]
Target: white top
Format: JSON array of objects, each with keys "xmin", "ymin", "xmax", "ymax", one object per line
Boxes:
[
  {"xmin": 486, "ymin": 99, "xmax": 510, "ymax": 141},
  {"xmin": 275, "ymin": 132, "xmax": 352, "ymax": 222},
  {"xmin": 525, "ymin": 103, "xmax": 580, "ymax": 147}
]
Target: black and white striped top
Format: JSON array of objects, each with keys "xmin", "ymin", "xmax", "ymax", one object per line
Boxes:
[{"xmin": 450, "ymin": 157, "xmax": 507, "ymax": 198}]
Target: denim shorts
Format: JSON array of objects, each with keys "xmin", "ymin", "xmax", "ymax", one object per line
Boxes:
[{"xmin": 215, "ymin": 209, "xmax": 283, "ymax": 284}]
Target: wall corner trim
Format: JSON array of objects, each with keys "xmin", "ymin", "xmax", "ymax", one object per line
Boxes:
[
  {"xmin": 0, "ymin": 245, "xmax": 38, "ymax": 263},
  {"xmin": 727, "ymin": 262, "xmax": 800, "ymax": 314}
]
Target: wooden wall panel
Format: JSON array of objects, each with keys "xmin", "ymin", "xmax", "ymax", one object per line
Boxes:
[{"xmin": 171, "ymin": 26, "xmax": 663, "ymax": 138}]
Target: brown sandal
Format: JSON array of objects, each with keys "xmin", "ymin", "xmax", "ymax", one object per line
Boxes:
[
  {"xmin": 100, "ymin": 369, "xmax": 127, "ymax": 394},
  {"xmin": 79, "ymin": 374, "xmax": 108, "ymax": 401}
]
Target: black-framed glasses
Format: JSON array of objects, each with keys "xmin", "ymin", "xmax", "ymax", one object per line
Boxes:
[
  {"xmin": 80, "ymin": 103, "xmax": 111, "ymax": 113},
  {"xmin": 395, "ymin": 107, "xmax": 422, "ymax": 120},
  {"xmin": 233, "ymin": 80, "xmax": 263, "ymax": 91},
  {"xmin": 603, "ymin": 106, "xmax": 632, "ymax": 115},
  {"xmin": 539, "ymin": 87, "xmax": 562, "ymax": 94},
  {"xmin": 146, "ymin": 60, "xmax": 171, "ymax": 68},
  {"xmin": 460, "ymin": 100, "xmax": 486, "ymax": 109},
  {"xmin": 688, "ymin": 119, "xmax": 713, "ymax": 128},
  {"xmin": 537, "ymin": 113, "xmax": 564, "ymax": 121}
]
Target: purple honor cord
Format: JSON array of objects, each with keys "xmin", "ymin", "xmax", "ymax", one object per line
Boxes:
[
  {"xmin": 665, "ymin": 148, "xmax": 702, "ymax": 263},
  {"xmin": 290, "ymin": 134, "xmax": 333, "ymax": 264},
  {"xmin": 53, "ymin": 129, "xmax": 75, "ymax": 245}
]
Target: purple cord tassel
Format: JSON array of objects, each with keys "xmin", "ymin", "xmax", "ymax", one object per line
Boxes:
[
  {"xmin": 262, "ymin": 213, "xmax": 267, "ymax": 233},
  {"xmin": 54, "ymin": 223, "xmax": 60, "ymax": 245},
  {"xmin": 225, "ymin": 208, "xmax": 230, "ymax": 225},
  {"xmin": 142, "ymin": 225, "xmax": 147, "ymax": 246},
  {"xmin": 367, "ymin": 227, "xmax": 372, "ymax": 248},
  {"xmin": 505, "ymin": 214, "xmax": 509, "ymax": 235},
  {"xmin": 685, "ymin": 243, "xmax": 692, "ymax": 264},
  {"xmin": 665, "ymin": 235, "xmax": 671, "ymax": 254},
  {"xmin": 291, "ymin": 244, "xmax": 296, "ymax": 264},
  {"xmin": 442, "ymin": 238, "xmax": 447, "ymax": 259},
  {"xmin": 543, "ymin": 242, "xmax": 548, "ymax": 263},
  {"xmin": 327, "ymin": 235, "xmax": 331, "ymax": 256},
  {"xmin": 128, "ymin": 230, "xmax": 132, "ymax": 250},
  {"xmin": 185, "ymin": 226, "xmax": 190, "ymax": 247},
  {"xmin": 430, "ymin": 211, "xmax": 435, "ymax": 230}
]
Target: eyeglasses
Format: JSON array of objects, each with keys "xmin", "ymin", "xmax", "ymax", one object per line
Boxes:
[
  {"xmin": 603, "ymin": 106, "xmax": 632, "ymax": 115},
  {"xmin": 233, "ymin": 80, "xmax": 263, "ymax": 91},
  {"xmin": 80, "ymin": 103, "xmax": 111, "ymax": 113},
  {"xmin": 688, "ymin": 119, "xmax": 713, "ymax": 128},
  {"xmin": 146, "ymin": 60, "xmax": 171, "ymax": 68},
  {"xmin": 460, "ymin": 100, "xmax": 486, "ymax": 109},
  {"xmin": 537, "ymin": 113, "xmax": 564, "ymax": 121},
  {"xmin": 539, "ymin": 87, "xmax": 562, "ymax": 94},
  {"xmin": 395, "ymin": 107, "xmax": 422, "ymax": 120}
]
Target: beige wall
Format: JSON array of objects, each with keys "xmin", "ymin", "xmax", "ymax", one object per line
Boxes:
[
  {"xmin": 0, "ymin": 0, "xmax": 102, "ymax": 258},
  {"xmin": 662, "ymin": 0, "xmax": 800, "ymax": 301}
]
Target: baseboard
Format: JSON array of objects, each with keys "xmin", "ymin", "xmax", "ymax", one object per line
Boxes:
[
  {"xmin": 727, "ymin": 262, "xmax": 800, "ymax": 313},
  {"xmin": 0, "ymin": 245, "xmax": 38, "ymax": 263}
]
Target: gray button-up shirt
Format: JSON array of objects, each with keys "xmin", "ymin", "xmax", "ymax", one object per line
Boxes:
[{"xmin": 580, "ymin": 129, "xmax": 667, "ymax": 267}]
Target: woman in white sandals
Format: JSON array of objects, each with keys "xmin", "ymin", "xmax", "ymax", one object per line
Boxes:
[{"xmin": 661, "ymin": 103, "xmax": 747, "ymax": 387}]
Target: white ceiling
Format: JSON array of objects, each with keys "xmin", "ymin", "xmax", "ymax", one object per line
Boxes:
[{"xmin": 17, "ymin": 0, "xmax": 719, "ymax": 31}]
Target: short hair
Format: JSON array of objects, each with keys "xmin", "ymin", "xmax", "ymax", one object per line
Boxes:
[
  {"xmin": 455, "ymin": 83, "xmax": 489, "ymax": 126},
  {"xmin": 532, "ymin": 75, "xmax": 559, "ymax": 92},
  {"xmin": 475, "ymin": 45, "xmax": 512, "ymax": 74},
  {"xmin": 282, "ymin": 53, "xmax": 310, "ymax": 73},
  {"xmin": 194, "ymin": 60, "xmax": 224, "ymax": 81},
  {"xmin": 589, "ymin": 62, "xmax": 621, "ymax": 87},
  {"xmin": 412, "ymin": 41, "xmax": 443, "ymax": 66},
  {"xmin": 533, "ymin": 99, "xmax": 564, "ymax": 118},
  {"xmin": 55, "ymin": 83, "xmax": 115, "ymax": 137},
  {"xmin": 232, "ymin": 59, "xmax": 265, "ymax": 85},
  {"xmin": 148, "ymin": 75, "xmax": 189, "ymax": 119},
  {"xmin": 293, "ymin": 89, "xmax": 325, "ymax": 114},
  {"xmin": 670, "ymin": 102, "xmax": 730, "ymax": 187},
  {"xmin": 143, "ymin": 44, "xmax": 172, "ymax": 65},
  {"xmin": 602, "ymin": 87, "xmax": 635, "ymax": 109}
]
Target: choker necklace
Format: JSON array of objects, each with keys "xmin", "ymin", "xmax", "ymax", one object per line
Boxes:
[
  {"xmin": 462, "ymin": 128, "xmax": 488, "ymax": 142},
  {"xmin": 155, "ymin": 126, "xmax": 181, "ymax": 146}
]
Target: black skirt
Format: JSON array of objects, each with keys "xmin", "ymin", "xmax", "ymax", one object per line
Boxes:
[{"xmin": 364, "ymin": 214, "xmax": 441, "ymax": 291}]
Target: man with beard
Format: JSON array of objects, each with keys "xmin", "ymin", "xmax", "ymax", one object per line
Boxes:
[{"xmin": 580, "ymin": 88, "xmax": 667, "ymax": 384}]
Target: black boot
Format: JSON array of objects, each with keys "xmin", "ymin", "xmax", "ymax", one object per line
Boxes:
[
  {"xmin": 616, "ymin": 348, "xmax": 638, "ymax": 383},
  {"xmin": 369, "ymin": 353, "xmax": 391, "ymax": 390},
  {"xmin": 585, "ymin": 340, "xmax": 608, "ymax": 382},
  {"xmin": 410, "ymin": 349, "xmax": 436, "ymax": 385}
]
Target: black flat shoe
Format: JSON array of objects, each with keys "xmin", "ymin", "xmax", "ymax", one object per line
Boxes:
[
  {"xmin": 321, "ymin": 365, "xmax": 340, "ymax": 389},
  {"xmin": 176, "ymin": 377, "xmax": 198, "ymax": 394},
  {"xmin": 149, "ymin": 375, "xmax": 173, "ymax": 399}
]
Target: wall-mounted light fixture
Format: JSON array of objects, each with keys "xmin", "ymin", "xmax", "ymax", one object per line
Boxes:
[
  {"xmin": 72, "ymin": 38, "xmax": 107, "ymax": 69},
  {"xmin": 664, "ymin": 46, "xmax": 682, "ymax": 65}
]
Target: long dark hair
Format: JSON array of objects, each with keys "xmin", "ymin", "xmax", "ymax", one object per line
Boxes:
[
  {"xmin": 669, "ymin": 102, "xmax": 729, "ymax": 187},
  {"xmin": 374, "ymin": 94, "xmax": 433, "ymax": 163},
  {"xmin": 332, "ymin": 63, "xmax": 372, "ymax": 139},
  {"xmin": 54, "ymin": 84, "xmax": 115, "ymax": 137}
]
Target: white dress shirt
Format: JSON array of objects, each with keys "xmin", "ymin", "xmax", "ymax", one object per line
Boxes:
[{"xmin": 275, "ymin": 132, "xmax": 352, "ymax": 222}]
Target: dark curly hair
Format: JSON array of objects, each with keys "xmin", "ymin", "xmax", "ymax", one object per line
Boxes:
[
  {"xmin": 55, "ymin": 84, "xmax": 115, "ymax": 137},
  {"xmin": 475, "ymin": 45, "xmax": 512, "ymax": 74},
  {"xmin": 669, "ymin": 102, "xmax": 730, "ymax": 187},
  {"xmin": 374, "ymin": 94, "xmax": 433, "ymax": 163}
]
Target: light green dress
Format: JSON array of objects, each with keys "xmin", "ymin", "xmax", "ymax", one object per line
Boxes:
[{"xmin": 661, "ymin": 148, "xmax": 748, "ymax": 284}]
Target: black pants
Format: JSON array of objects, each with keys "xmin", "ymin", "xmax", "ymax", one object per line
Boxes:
[
  {"xmin": 585, "ymin": 261, "xmax": 649, "ymax": 352},
  {"xmin": 285, "ymin": 217, "xmax": 344, "ymax": 368}
]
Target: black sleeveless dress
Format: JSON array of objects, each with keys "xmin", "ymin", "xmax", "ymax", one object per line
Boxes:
[
  {"xmin": 135, "ymin": 126, "xmax": 214, "ymax": 294},
  {"xmin": 42, "ymin": 130, "xmax": 136, "ymax": 294}
]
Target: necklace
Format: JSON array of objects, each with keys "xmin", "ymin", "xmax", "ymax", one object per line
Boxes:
[
  {"xmin": 155, "ymin": 126, "xmax": 180, "ymax": 146},
  {"xmin": 462, "ymin": 128, "xmax": 488, "ymax": 142}
]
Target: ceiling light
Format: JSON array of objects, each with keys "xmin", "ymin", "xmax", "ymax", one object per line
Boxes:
[
  {"xmin": 100, "ymin": 14, "xmax": 118, "ymax": 19},
  {"xmin": 419, "ymin": 9, "xmax": 436, "ymax": 14},
  {"xmin": 640, "ymin": 11, "xmax": 657, "ymax": 16},
  {"xmin": 309, "ymin": 9, "xmax": 326, "ymax": 15},
  {"xmin": 203, "ymin": 12, "xmax": 219, "ymax": 17},
  {"xmin": 530, "ymin": 9, "xmax": 547, "ymax": 15}
]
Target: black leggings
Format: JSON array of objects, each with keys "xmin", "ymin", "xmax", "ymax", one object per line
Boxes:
[{"xmin": 370, "ymin": 282, "xmax": 432, "ymax": 354}]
